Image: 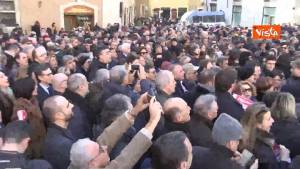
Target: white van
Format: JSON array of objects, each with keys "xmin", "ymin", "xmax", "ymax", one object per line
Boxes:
[{"xmin": 179, "ymin": 10, "xmax": 226, "ymax": 27}]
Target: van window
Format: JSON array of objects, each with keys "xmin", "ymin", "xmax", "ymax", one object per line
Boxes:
[
  {"xmin": 193, "ymin": 16, "xmax": 202, "ymax": 23},
  {"xmin": 216, "ymin": 15, "xmax": 225, "ymax": 22}
]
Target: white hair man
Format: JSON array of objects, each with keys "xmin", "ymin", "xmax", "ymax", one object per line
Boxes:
[
  {"xmin": 63, "ymin": 73, "xmax": 92, "ymax": 139},
  {"xmin": 52, "ymin": 73, "xmax": 68, "ymax": 95},
  {"xmin": 155, "ymin": 70, "xmax": 176, "ymax": 105},
  {"xmin": 189, "ymin": 94, "xmax": 218, "ymax": 147}
]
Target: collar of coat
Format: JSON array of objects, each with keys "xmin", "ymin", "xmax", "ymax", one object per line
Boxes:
[
  {"xmin": 255, "ymin": 129, "xmax": 275, "ymax": 147},
  {"xmin": 210, "ymin": 143, "xmax": 235, "ymax": 158}
]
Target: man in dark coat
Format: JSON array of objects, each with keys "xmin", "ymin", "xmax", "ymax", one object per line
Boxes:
[
  {"xmin": 215, "ymin": 68, "xmax": 244, "ymax": 121},
  {"xmin": 163, "ymin": 97, "xmax": 191, "ymax": 135},
  {"xmin": 155, "ymin": 70, "xmax": 176, "ymax": 105},
  {"xmin": 35, "ymin": 64, "xmax": 54, "ymax": 108},
  {"xmin": 281, "ymin": 59, "xmax": 300, "ymax": 103},
  {"xmin": 88, "ymin": 46, "xmax": 112, "ymax": 81},
  {"xmin": 189, "ymin": 94, "xmax": 218, "ymax": 147},
  {"xmin": 0, "ymin": 121, "xmax": 30, "ymax": 168},
  {"xmin": 42, "ymin": 96, "xmax": 75, "ymax": 169},
  {"xmin": 183, "ymin": 69, "xmax": 215, "ymax": 108},
  {"xmin": 170, "ymin": 64, "xmax": 189, "ymax": 98},
  {"xmin": 63, "ymin": 73, "xmax": 92, "ymax": 139}
]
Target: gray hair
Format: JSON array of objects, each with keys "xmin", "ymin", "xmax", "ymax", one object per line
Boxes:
[
  {"xmin": 94, "ymin": 68, "xmax": 110, "ymax": 84},
  {"xmin": 109, "ymin": 65, "xmax": 127, "ymax": 84},
  {"xmin": 67, "ymin": 73, "xmax": 87, "ymax": 92},
  {"xmin": 194, "ymin": 94, "xmax": 217, "ymax": 118},
  {"xmin": 271, "ymin": 92, "xmax": 297, "ymax": 121},
  {"xmin": 62, "ymin": 55, "xmax": 74, "ymax": 65},
  {"xmin": 155, "ymin": 70, "xmax": 172, "ymax": 90},
  {"xmin": 120, "ymin": 43, "xmax": 131, "ymax": 51},
  {"xmin": 70, "ymin": 138, "xmax": 95, "ymax": 169}
]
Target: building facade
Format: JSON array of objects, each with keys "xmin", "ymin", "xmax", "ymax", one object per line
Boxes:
[
  {"xmin": 135, "ymin": 0, "xmax": 203, "ymax": 20},
  {"xmin": 0, "ymin": 0, "xmax": 135, "ymax": 33},
  {"xmin": 207, "ymin": 0, "xmax": 297, "ymax": 27}
]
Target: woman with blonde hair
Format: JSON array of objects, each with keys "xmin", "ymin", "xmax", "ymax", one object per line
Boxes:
[
  {"xmin": 271, "ymin": 92, "xmax": 300, "ymax": 158},
  {"xmin": 241, "ymin": 103, "xmax": 291, "ymax": 169}
]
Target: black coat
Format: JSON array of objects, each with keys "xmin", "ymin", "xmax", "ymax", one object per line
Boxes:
[
  {"xmin": 253, "ymin": 129, "xmax": 289, "ymax": 169},
  {"xmin": 174, "ymin": 80, "xmax": 189, "ymax": 98},
  {"xmin": 216, "ymin": 91, "xmax": 244, "ymax": 121},
  {"xmin": 281, "ymin": 76, "xmax": 300, "ymax": 103},
  {"xmin": 192, "ymin": 143, "xmax": 243, "ymax": 169},
  {"xmin": 271, "ymin": 119, "xmax": 300, "ymax": 158},
  {"xmin": 183, "ymin": 84, "xmax": 211, "ymax": 108},
  {"xmin": 189, "ymin": 115, "xmax": 214, "ymax": 147},
  {"xmin": 0, "ymin": 150, "xmax": 27, "ymax": 168},
  {"xmin": 88, "ymin": 59, "xmax": 110, "ymax": 81},
  {"xmin": 43, "ymin": 124, "xmax": 75, "ymax": 169}
]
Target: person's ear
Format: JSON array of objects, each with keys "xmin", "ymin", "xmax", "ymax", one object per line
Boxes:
[
  {"xmin": 20, "ymin": 137, "xmax": 30, "ymax": 152},
  {"xmin": 179, "ymin": 161, "xmax": 188, "ymax": 169},
  {"xmin": 207, "ymin": 111, "xmax": 213, "ymax": 120},
  {"xmin": 174, "ymin": 113, "xmax": 182, "ymax": 123},
  {"xmin": 54, "ymin": 111, "xmax": 65, "ymax": 121}
]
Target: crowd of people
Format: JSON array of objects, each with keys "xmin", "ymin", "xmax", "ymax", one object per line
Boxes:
[{"xmin": 1, "ymin": 18, "xmax": 300, "ymax": 169}]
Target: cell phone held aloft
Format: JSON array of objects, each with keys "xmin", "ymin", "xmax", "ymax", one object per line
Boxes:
[{"xmin": 147, "ymin": 87, "xmax": 156, "ymax": 102}]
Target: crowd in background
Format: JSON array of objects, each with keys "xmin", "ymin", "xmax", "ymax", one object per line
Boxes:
[{"xmin": 1, "ymin": 18, "xmax": 300, "ymax": 169}]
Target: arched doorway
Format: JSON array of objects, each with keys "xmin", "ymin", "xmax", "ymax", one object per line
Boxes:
[{"xmin": 64, "ymin": 5, "xmax": 94, "ymax": 31}]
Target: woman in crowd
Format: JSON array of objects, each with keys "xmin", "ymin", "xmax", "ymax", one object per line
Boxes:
[
  {"xmin": 255, "ymin": 76, "xmax": 275, "ymax": 101},
  {"xmin": 241, "ymin": 103, "xmax": 291, "ymax": 169},
  {"xmin": 0, "ymin": 71, "xmax": 14, "ymax": 125},
  {"xmin": 233, "ymin": 80, "xmax": 256, "ymax": 109},
  {"xmin": 271, "ymin": 92, "xmax": 300, "ymax": 158}
]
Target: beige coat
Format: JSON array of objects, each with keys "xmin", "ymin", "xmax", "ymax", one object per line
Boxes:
[{"xmin": 69, "ymin": 114, "xmax": 152, "ymax": 169}]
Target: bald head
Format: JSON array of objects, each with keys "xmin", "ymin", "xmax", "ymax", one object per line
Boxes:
[
  {"xmin": 163, "ymin": 97, "xmax": 191, "ymax": 123},
  {"xmin": 43, "ymin": 95, "xmax": 67, "ymax": 122},
  {"xmin": 52, "ymin": 73, "xmax": 68, "ymax": 93}
]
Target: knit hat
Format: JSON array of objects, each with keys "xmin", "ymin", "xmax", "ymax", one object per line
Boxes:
[
  {"xmin": 237, "ymin": 66, "xmax": 254, "ymax": 81},
  {"xmin": 212, "ymin": 113, "xmax": 242, "ymax": 146}
]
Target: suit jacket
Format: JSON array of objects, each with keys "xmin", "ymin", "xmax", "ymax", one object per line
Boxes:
[
  {"xmin": 37, "ymin": 84, "xmax": 54, "ymax": 108},
  {"xmin": 68, "ymin": 114, "xmax": 152, "ymax": 169},
  {"xmin": 174, "ymin": 80, "xmax": 189, "ymax": 98}
]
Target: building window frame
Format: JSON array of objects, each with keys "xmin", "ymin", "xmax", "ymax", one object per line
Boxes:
[
  {"xmin": 232, "ymin": 5, "xmax": 242, "ymax": 26},
  {"xmin": 262, "ymin": 6, "xmax": 276, "ymax": 25},
  {"xmin": 0, "ymin": 0, "xmax": 17, "ymax": 27},
  {"xmin": 210, "ymin": 3, "xmax": 217, "ymax": 12}
]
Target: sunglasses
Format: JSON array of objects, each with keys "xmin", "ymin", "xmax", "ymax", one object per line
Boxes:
[
  {"xmin": 140, "ymin": 51, "xmax": 148, "ymax": 55},
  {"xmin": 241, "ymin": 87, "xmax": 251, "ymax": 92}
]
